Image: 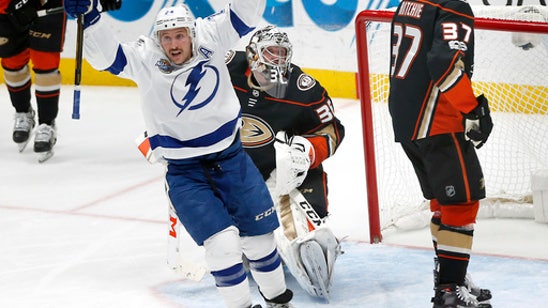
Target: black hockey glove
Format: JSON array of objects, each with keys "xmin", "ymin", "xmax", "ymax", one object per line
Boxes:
[
  {"xmin": 99, "ymin": 0, "xmax": 121, "ymax": 12},
  {"xmin": 7, "ymin": 0, "xmax": 41, "ymax": 27},
  {"xmin": 463, "ymin": 94, "xmax": 493, "ymax": 149}
]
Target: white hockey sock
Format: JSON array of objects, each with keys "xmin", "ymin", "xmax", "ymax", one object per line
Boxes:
[
  {"xmin": 217, "ymin": 279, "xmax": 252, "ymax": 308},
  {"xmin": 242, "ymin": 233, "xmax": 287, "ymax": 300},
  {"xmin": 251, "ymin": 265, "xmax": 286, "ymax": 300}
]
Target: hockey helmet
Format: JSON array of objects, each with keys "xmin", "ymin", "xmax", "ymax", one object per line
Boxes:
[{"xmin": 246, "ymin": 25, "xmax": 293, "ymax": 98}]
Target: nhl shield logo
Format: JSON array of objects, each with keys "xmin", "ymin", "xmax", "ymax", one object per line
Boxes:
[{"xmin": 445, "ymin": 185, "xmax": 456, "ymax": 198}]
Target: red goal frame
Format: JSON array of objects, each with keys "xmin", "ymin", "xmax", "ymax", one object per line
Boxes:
[{"xmin": 355, "ymin": 9, "xmax": 548, "ymax": 244}]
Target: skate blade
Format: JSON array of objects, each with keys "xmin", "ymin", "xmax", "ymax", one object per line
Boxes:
[
  {"xmin": 17, "ymin": 141, "xmax": 29, "ymax": 153},
  {"xmin": 300, "ymin": 240, "xmax": 330, "ymax": 300},
  {"xmin": 38, "ymin": 151, "xmax": 54, "ymax": 163}
]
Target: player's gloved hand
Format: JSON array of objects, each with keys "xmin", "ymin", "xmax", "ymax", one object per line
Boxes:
[
  {"xmin": 274, "ymin": 131, "xmax": 316, "ymax": 195},
  {"xmin": 463, "ymin": 94, "xmax": 493, "ymax": 149},
  {"xmin": 64, "ymin": 0, "xmax": 100, "ymax": 28},
  {"xmin": 6, "ymin": 0, "xmax": 41, "ymax": 27}
]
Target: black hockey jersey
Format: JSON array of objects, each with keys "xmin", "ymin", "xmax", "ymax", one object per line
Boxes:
[
  {"xmin": 389, "ymin": 0, "xmax": 479, "ymax": 142},
  {"xmin": 226, "ymin": 50, "xmax": 345, "ymax": 180}
]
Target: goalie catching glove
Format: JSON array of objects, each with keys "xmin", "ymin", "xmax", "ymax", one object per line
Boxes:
[
  {"xmin": 463, "ymin": 94, "xmax": 493, "ymax": 149},
  {"xmin": 274, "ymin": 131, "xmax": 316, "ymax": 195}
]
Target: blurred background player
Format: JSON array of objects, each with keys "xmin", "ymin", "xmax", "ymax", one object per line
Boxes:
[
  {"xmin": 226, "ymin": 25, "xmax": 345, "ymax": 300},
  {"xmin": 0, "ymin": 0, "xmax": 66, "ymax": 162},
  {"xmin": 510, "ymin": 5, "xmax": 548, "ymax": 51},
  {"xmin": 63, "ymin": 1, "xmax": 294, "ymax": 307},
  {"xmin": 388, "ymin": 0, "xmax": 494, "ymax": 307}
]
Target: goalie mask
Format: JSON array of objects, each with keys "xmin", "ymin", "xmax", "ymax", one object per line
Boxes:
[
  {"xmin": 246, "ymin": 26, "xmax": 293, "ymax": 98},
  {"xmin": 152, "ymin": 4, "xmax": 197, "ymax": 64}
]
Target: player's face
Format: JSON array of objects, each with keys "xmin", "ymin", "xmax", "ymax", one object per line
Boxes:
[
  {"xmin": 261, "ymin": 46, "xmax": 288, "ymax": 66},
  {"xmin": 159, "ymin": 28, "xmax": 192, "ymax": 65}
]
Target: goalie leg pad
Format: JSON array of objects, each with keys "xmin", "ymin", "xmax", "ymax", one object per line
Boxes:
[
  {"xmin": 300, "ymin": 239, "xmax": 330, "ymax": 299},
  {"xmin": 276, "ymin": 227, "xmax": 341, "ymax": 300}
]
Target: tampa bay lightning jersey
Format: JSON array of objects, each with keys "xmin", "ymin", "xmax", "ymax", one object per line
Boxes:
[{"xmin": 82, "ymin": 1, "xmax": 265, "ymax": 161}]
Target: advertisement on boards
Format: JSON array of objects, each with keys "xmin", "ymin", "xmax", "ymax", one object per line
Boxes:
[{"xmin": 55, "ymin": 0, "xmax": 547, "ymax": 97}]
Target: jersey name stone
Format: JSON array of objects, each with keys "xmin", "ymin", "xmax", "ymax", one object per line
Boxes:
[{"xmin": 398, "ymin": 1, "xmax": 424, "ymax": 19}]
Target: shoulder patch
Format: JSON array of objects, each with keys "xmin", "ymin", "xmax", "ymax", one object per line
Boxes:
[
  {"xmin": 225, "ymin": 50, "xmax": 236, "ymax": 64},
  {"xmin": 297, "ymin": 74, "xmax": 317, "ymax": 91}
]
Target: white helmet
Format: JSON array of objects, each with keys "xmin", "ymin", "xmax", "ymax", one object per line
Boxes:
[
  {"xmin": 246, "ymin": 26, "xmax": 293, "ymax": 98},
  {"xmin": 152, "ymin": 4, "xmax": 196, "ymax": 46}
]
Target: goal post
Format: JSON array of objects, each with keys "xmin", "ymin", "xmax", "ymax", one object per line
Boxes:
[{"xmin": 355, "ymin": 6, "xmax": 548, "ymax": 244}]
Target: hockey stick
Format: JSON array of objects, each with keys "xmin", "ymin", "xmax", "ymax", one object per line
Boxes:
[
  {"xmin": 36, "ymin": 6, "xmax": 64, "ymax": 17},
  {"xmin": 72, "ymin": 14, "xmax": 84, "ymax": 120},
  {"xmin": 29, "ymin": 6, "xmax": 83, "ymax": 119},
  {"xmin": 167, "ymin": 202, "xmax": 209, "ymax": 281}
]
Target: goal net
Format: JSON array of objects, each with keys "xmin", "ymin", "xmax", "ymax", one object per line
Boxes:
[{"xmin": 355, "ymin": 6, "xmax": 548, "ymax": 243}]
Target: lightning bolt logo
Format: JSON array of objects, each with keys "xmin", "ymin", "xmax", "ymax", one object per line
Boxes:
[{"xmin": 171, "ymin": 60, "xmax": 219, "ymax": 116}]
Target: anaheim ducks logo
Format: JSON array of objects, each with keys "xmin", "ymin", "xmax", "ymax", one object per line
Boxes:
[{"xmin": 240, "ymin": 114, "xmax": 274, "ymax": 148}]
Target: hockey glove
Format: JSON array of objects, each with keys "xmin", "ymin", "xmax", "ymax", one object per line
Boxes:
[
  {"xmin": 274, "ymin": 131, "xmax": 315, "ymax": 195},
  {"xmin": 64, "ymin": 0, "xmax": 100, "ymax": 28},
  {"xmin": 6, "ymin": 0, "xmax": 41, "ymax": 27},
  {"xmin": 463, "ymin": 94, "xmax": 493, "ymax": 149}
]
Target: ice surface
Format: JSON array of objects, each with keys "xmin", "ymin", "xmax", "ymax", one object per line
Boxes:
[{"xmin": 1, "ymin": 86, "xmax": 547, "ymax": 307}]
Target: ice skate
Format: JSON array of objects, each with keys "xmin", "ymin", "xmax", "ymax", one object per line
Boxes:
[
  {"xmin": 261, "ymin": 289, "xmax": 294, "ymax": 308},
  {"xmin": 300, "ymin": 240, "xmax": 330, "ymax": 300},
  {"xmin": 34, "ymin": 123, "xmax": 57, "ymax": 163},
  {"xmin": 464, "ymin": 273, "xmax": 492, "ymax": 305},
  {"xmin": 432, "ymin": 283, "xmax": 492, "ymax": 308},
  {"xmin": 13, "ymin": 108, "xmax": 36, "ymax": 152},
  {"xmin": 433, "ymin": 258, "xmax": 491, "ymax": 306}
]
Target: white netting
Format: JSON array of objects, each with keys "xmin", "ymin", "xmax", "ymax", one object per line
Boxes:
[{"xmin": 360, "ymin": 6, "xmax": 548, "ymax": 231}]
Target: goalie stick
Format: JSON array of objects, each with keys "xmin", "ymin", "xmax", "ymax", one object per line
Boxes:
[{"xmin": 288, "ymin": 189, "xmax": 324, "ymax": 229}]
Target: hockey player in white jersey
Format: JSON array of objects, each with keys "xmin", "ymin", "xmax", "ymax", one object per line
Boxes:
[{"xmin": 63, "ymin": 1, "xmax": 293, "ymax": 307}]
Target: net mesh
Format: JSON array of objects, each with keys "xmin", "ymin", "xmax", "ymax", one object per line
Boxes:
[{"xmin": 360, "ymin": 6, "xmax": 548, "ymax": 231}]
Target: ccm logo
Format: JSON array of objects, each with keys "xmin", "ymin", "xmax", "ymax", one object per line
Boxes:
[
  {"xmin": 15, "ymin": 0, "xmax": 30, "ymax": 10},
  {"xmin": 255, "ymin": 206, "xmax": 276, "ymax": 221},
  {"xmin": 298, "ymin": 201, "xmax": 322, "ymax": 227}
]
